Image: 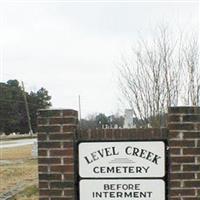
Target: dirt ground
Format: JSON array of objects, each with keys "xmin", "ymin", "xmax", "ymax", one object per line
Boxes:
[{"xmin": 0, "ymin": 145, "xmax": 38, "ymax": 199}]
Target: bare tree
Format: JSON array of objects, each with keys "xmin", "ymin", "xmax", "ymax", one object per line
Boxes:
[
  {"xmin": 182, "ymin": 36, "xmax": 200, "ymax": 106},
  {"xmin": 118, "ymin": 26, "xmax": 199, "ymax": 127}
]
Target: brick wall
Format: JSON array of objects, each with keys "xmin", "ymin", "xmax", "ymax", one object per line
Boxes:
[
  {"xmin": 37, "ymin": 107, "xmax": 200, "ymax": 200},
  {"xmin": 168, "ymin": 107, "xmax": 200, "ymax": 200},
  {"xmin": 79, "ymin": 128, "xmax": 168, "ymax": 141},
  {"xmin": 37, "ymin": 109, "xmax": 78, "ymax": 200}
]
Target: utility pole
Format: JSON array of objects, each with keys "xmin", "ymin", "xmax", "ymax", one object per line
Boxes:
[
  {"xmin": 21, "ymin": 81, "xmax": 33, "ymax": 136},
  {"xmin": 78, "ymin": 95, "xmax": 82, "ymax": 128}
]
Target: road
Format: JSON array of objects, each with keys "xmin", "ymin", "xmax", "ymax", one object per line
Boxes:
[{"xmin": 0, "ymin": 138, "xmax": 37, "ymax": 149}]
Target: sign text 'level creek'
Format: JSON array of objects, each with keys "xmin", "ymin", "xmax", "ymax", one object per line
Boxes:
[
  {"xmin": 78, "ymin": 141, "xmax": 167, "ymax": 200},
  {"xmin": 79, "ymin": 141, "xmax": 166, "ymax": 178}
]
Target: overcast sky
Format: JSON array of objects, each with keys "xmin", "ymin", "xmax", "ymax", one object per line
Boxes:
[{"xmin": 0, "ymin": 0, "xmax": 199, "ymax": 117}]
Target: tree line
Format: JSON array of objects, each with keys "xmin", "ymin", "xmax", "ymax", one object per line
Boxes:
[
  {"xmin": 0, "ymin": 79, "xmax": 51, "ymax": 134},
  {"xmin": 0, "ymin": 80, "xmax": 125, "ymax": 134},
  {"xmin": 80, "ymin": 113, "xmax": 124, "ymax": 129}
]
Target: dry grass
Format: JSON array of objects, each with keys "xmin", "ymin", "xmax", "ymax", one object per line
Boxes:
[
  {"xmin": 0, "ymin": 159, "xmax": 38, "ymax": 193},
  {"xmin": 12, "ymin": 185, "xmax": 38, "ymax": 200},
  {"xmin": 0, "ymin": 145, "xmax": 33, "ymax": 160},
  {"xmin": 0, "ymin": 145, "xmax": 38, "ymax": 199}
]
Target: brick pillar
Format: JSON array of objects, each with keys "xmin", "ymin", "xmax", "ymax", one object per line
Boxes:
[
  {"xmin": 168, "ymin": 107, "xmax": 200, "ymax": 200},
  {"xmin": 37, "ymin": 109, "xmax": 78, "ymax": 200}
]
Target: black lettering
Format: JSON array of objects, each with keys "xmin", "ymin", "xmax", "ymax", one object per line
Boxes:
[
  {"xmin": 93, "ymin": 167, "xmax": 99, "ymax": 173},
  {"xmin": 125, "ymin": 146, "xmax": 132, "ymax": 155},
  {"xmin": 97, "ymin": 149, "xmax": 104, "ymax": 157},
  {"xmin": 152, "ymin": 154, "xmax": 161, "ymax": 164},
  {"xmin": 84, "ymin": 156, "xmax": 93, "ymax": 164},
  {"xmin": 140, "ymin": 148, "xmax": 147, "ymax": 158},
  {"xmin": 91, "ymin": 152, "xmax": 99, "ymax": 161},
  {"xmin": 132, "ymin": 147, "xmax": 140, "ymax": 156},
  {"xmin": 146, "ymin": 151, "xmax": 154, "ymax": 161},
  {"xmin": 136, "ymin": 167, "xmax": 142, "ymax": 173},
  {"xmin": 112, "ymin": 147, "xmax": 119, "ymax": 155},
  {"xmin": 105, "ymin": 147, "xmax": 112, "ymax": 156}
]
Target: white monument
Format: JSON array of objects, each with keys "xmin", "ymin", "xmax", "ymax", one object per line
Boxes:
[{"xmin": 124, "ymin": 109, "xmax": 133, "ymax": 128}]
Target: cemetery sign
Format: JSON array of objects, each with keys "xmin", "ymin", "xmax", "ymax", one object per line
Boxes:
[{"xmin": 78, "ymin": 141, "xmax": 167, "ymax": 200}]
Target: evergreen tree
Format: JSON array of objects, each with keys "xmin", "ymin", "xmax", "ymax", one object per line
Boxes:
[{"xmin": 0, "ymin": 80, "xmax": 52, "ymax": 134}]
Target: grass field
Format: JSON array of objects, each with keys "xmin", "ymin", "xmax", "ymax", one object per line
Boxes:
[
  {"xmin": 11, "ymin": 185, "xmax": 38, "ymax": 200},
  {"xmin": 0, "ymin": 144, "xmax": 38, "ymax": 199},
  {"xmin": 0, "ymin": 145, "xmax": 33, "ymax": 160}
]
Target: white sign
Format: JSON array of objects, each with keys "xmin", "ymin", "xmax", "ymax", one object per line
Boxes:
[
  {"xmin": 79, "ymin": 141, "xmax": 165, "ymax": 178},
  {"xmin": 80, "ymin": 179, "xmax": 165, "ymax": 200}
]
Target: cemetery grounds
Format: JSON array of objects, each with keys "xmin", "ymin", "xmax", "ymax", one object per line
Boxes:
[{"xmin": 0, "ymin": 136, "xmax": 38, "ymax": 200}]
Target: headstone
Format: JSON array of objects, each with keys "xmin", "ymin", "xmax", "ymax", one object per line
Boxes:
[{"xmin": 124, "ymin": 109, "xmax": 133, "ymax": 128}]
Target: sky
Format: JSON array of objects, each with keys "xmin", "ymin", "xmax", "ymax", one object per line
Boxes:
[{"xmin": 0, "ymin": 0, "xmax": 199, "ymax": 117}]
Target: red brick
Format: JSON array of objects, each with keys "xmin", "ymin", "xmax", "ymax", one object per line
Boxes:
[
  {"xmin": 183, "ymin": 115, "xmax": 200, "ymax": 122},
  {"xmin": 39, "ymin": 174, "xmax": 62, "ymax": 181},
  {"xmin": 170, "ymin": 181, "xmax": 181, "ymax": 187},
  {"xmin": 38, "ymin": 125, "xmax": 61, "ymax": 133},
  {"xmin": 63, "ymin": 142, "xmax": 73, "ymax": 148},
  {"xmin": 64, "ymin": 189, "xmax": 74, "ymax": 196},
  {"xmin": 51, "ymin": 197, "xmax": 74, "ymax": 200},
  {"xmin": 63, "ymin": 157, "xmax": 74, "ymax": 164},
  {"xmin": 183, "ymin": 165, "xmax": 200, "ymax": 171},
  {"xmin": 64, "ymin": 174, "xmax": 74, "ymax": 180},
  {"xmin": 183, "ymin": 132, "xmax": 200, "ymax": 139},
  {"xmin": 39, "ymin": 181, "xmax": 48, "ymax": 189},
  {"xmin": 50, "ymin": 181, "xmax": 74, "ymax": 189},
  {"xmin": 38, "ymin": 142, "xmax": 61, "ymax": 149},
  {"xmin": 38, "ymin": 165, "xmax": 48, "ymax": 172},
  {"xmin": 168, "ymin": 132, "xmax": 181, "ymax": 139},
  {"xmin": 169, "ymin": 140, "xmax": 195, "ymax": 147},
  {"xmin": 184, "ymin": 181, "xmax": 200, "ymax": 188},
  {"xmin": 38, "ymin": 158, "xmax": 61, "ymax": 164},
  {"xmin": 63, "ymin": 125, "xmax": 76, "ymax": 132},
  {"xmin": 183, "ymin": 148, "xmax": 200, "ymax": 155},
  {"xmin": 38, "ymin": 110, "xmax": 61, "ymax": 117},
  {"xmin": 170, "ymin": 148, "xmax": 181, "ymax": 155},
  {"xmin": 170, "ymin": 156, "xmax": 195, "ymax": 163},
  {"xmin": 170, "ymin": 188, "xmax": 195, "ymax": 196},
  {"xmin": 170, "ymin": 173, "xmax": 195, "ymax": 180},
  {"xmin": 39, "ymin": 197, "xmax": 49, "ymax": 200},
  {"xmin": 63, "ymin": 110, "xmax": 78, "ymax": 117},
  {"xmin": 38, "ymin": 133, "xmax": 47, "ymax": 141},
  {"xmin": 168, "ymin": 107, "xmax": 200, "ymax": 114},
  {"xmin": 171, "ymin": 164, "xmax": 181, "ymax": 171},
  {"xmin": 50, "ymin": 165, "xmax": 74, "ymax": 173},
  {"xmin": 40, "ymin": 189, "xmax": 62, "ymax": 196},
  {"xmin": 38, "ymin": 118, "xmax": 49, "ymax": 125},
  {"xmin": 168, "ymin": 115, "xmax": 181, "ymax": 122},
  {"xmin": 38, "ymin": 149, "xmax": 48, "ymax": 157},
  {"xmin": 49, "ymin": 133, "xmax": 74, "ymax": 140},
  {"xmin": 50, "ymin": 150, "xmax": 68, "ymax": 157},
  {"xmin": 50, "ymin": 117, "xmax": 77, "ymax": 125},
  {"xmin": 168, "ymin": 123, "xmax": 194, "ymax": 130}
]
